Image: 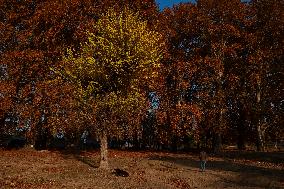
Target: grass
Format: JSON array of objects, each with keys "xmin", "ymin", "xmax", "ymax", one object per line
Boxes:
[{"xmin": 0, "ymin": 147, "xmax": 283, "ymax": 189}]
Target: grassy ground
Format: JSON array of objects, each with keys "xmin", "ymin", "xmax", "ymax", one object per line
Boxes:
[{"xmin": 0, "ymin": 148, "xmax": 283, "ymax": 189}]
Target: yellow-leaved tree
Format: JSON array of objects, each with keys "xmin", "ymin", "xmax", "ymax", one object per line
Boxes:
[{"xmin": 57, "ymin": 7, "xmax": 164, "ymax": 169}]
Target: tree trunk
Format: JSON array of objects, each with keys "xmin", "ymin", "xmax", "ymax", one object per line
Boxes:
[
  {"xmin": 214, "ymin": 66, "xmax": 225, "ymax": 154},
  {"xmin": 255, "ymin": 79, "xmax": 265, "ymax": 152},
  {"xmin": 237, "ymin": 133, "xmax": 246, "ymax": 150},
  {"xmin": 237, "ymin": 103, "xmax": 247, "ymax": 150},
  {"xmin": 171, "ymin": 135, "xmax": 178, "ymax": 152},
  {"xmin": 256, "ymin": 123, "xmax": 265, "ymax": 151},
  {"xmin": 214, "ymin": 108, "xmax": 224, "ymax": 154},
  {"xmin": 213, "ymin": 132, "xmax": 222, "ymax": 154},
  {"xmin": 99, "ymin": 131, "xmax": 109, "ymax": 170}
]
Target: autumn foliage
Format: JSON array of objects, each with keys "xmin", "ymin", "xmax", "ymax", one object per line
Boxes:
[{"xmin": 0, "ymin": 0, "xmax": 282, "ymax": 160}]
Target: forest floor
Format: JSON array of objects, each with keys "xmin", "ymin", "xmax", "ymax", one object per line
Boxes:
[{"xmin": 0, "ymin": 147, "xmax": 283, "ymax": 189}]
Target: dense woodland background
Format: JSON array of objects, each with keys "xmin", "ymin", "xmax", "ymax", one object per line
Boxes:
[{"xmin": 0, "ymin": 0, "xmax": 283, "ymax": 153}]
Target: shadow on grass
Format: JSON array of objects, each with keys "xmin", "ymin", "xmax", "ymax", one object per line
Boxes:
[
  {"xmin": 58, "ymin": 149, "xmax": 131, "ymax": 177},
  {"xmin": 58, "ymin": 149, "xmax": 100, "ymax": 169},
  {"xmin": 210, "ymin": 172, "xmax": 284, "ymax": 189},
  {"xmin": 73, "ymin": 154, "xmax": 99, "ymax": 169},
  {"xmin": 149, "ymin": 154, "xmax": 284, "ymax": 189},
  {"xmin": 218, "ymin": 151, "xmax": 284, "ymax": 165}
]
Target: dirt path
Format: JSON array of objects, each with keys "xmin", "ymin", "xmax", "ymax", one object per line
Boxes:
[{"xmin": 0, "ymin": 148, "xmax": 283, "ymax": 189}]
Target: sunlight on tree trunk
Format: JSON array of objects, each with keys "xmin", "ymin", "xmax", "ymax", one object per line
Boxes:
[
  {"xmin": 256, "ymin": 76, "xmax": 265, "ymax": 152},
  {"xmin": 256, "ymin": 123, "xmax": 265, "ymax": 152},
  {"xmin": 99, "ymin": 131, "xmax": 109, "ymax": 170}
]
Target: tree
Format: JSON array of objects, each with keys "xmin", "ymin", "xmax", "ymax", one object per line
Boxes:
[
  {"xmin": 244, "ymin": 0, "xmax": 283, "ymax": 151},
  {"xmin": 155, "ymin": 3, "xmax": 205, "ymax": 151},
  {"xmin": 157, "ymin": 0, "xmax": 248, "ymax": 152},
  {"xmin": 57, "ymin": 7, "xmax": 164, "ymax": 169},
  {"xmin": 0, "ymin": 0, "xmax": 99, "ymax": 145},
  {"xmin": 0, "ymin": 0, "xmax": 161, "ymax": 146}
]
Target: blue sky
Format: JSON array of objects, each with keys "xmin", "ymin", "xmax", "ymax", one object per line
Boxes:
[{"xmin": 156, "ymin": 0, "xmax": 196, "ymax": 10}]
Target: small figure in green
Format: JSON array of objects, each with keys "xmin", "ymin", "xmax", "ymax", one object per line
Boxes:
[{"xmin": 199, "ymin": 149, "xmax": 207, "ymax": 172}]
